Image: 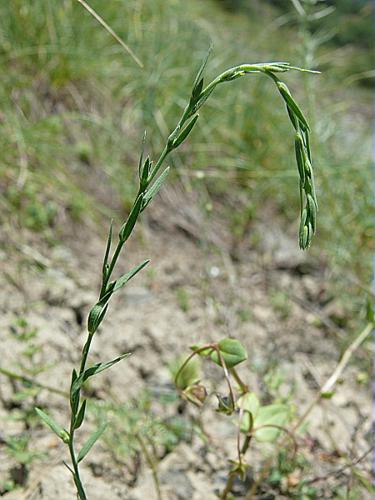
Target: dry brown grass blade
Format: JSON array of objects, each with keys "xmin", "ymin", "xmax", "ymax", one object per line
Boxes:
[
  {"xmin": 75, "ymin": 0, "xmax": 143, "ymax": 68},
  {"xmin": 293, "ymin": 321, "xmax": 373, "ymax": 431}
]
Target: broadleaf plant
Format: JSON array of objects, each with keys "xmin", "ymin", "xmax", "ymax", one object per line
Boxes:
[
  {"xmin": 174, "ymin": 339, "xmax": 295, "ymax": 498},
  {"xmin": 36, "ymin": 49, "xmax": 319, "ymax": 499}
]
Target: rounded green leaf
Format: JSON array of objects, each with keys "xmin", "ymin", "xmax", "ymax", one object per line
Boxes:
[
  {"xmin": 172, "ymin": 357, "xmax": 200, "ymax": 390},
  {"xmin": 238, "ymin": 392, "xmax": 259, "ymax": 433},
  {"xmin": 254, "ymin": 404, "xmax": 290, "ymax": 442},
  {"xmin": 210, "ymin": 338, "xmax": 247, "ymax": 368}
]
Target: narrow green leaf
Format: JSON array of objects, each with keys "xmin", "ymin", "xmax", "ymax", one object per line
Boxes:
[
  {"xmin": 192, "ymin": 87, "xmax": 216, "ymax": 113},
  {"xmin": 119, "ymin": 194, "xmax": 144, "ymax": 242},
  {"xmin": 72, "ymin": 353, "xmax": 131, "ymax": 394},
  {"xmin": 113, "ymin": 259, "xmax": 150, "ymax": 293},
  {"xmin": 70, "ymin": 369, "xmax": 80, "ymax": 415},
  {"xmin": 191, "ymin": 77, "xmax": 203, "ymax": 101},
  {"xmin": 83, "ymin": 353, "xmax": 131, "ymax": 381},
  {"xmin": 172, "ymin": 115, "xmax": 199, "ymax": 148},
  {"xmin": 87, "ymin": 302, "xmax": 108, "ymax": 334},
  {"xmin": 143, "ymin": 167, "xmax": 170, "ymax": 208},
  {"xmin": 102, "ymin": 221, "xmax": 113, "ymax": 276},
  {"xmin": 138, "ymin": 130, "xmax": 147, "ymax": 177},
  {"xmin": 87, "ymin": 261, "xmax": 149, "ymax": 335},
  {"xmin": 74, "ymin": 400, "xmax": 87, "ymax": 430},
  {"xmin": 35, "ymin": 407, "xmax": 69, "ymax": 443},
  {"xmin": 63, "ymin": 461, "xmax": 74, "ymax": 475},
  {"xmin": 140, "ymin": 157, "xmax": 151, "ymax": 190},
  {"xmin": 77, "ymin": 422, "xmax": 107, "ymax": 463},
  {"xmin": 192, "ymin": 45, "xmax": 212, "ymax": 94}
]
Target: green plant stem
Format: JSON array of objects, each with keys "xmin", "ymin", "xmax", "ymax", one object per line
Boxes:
[
  {"xmin": 104, "ymin": 239, "xmax": 123, "ymax": 286},
  {"xmin": 67, "ymin": 333, "xmax": 96, "ymax": 500},
  {"xmin": 79, "ymin": 333, "xmax": 95, "ymax": 375},
  {"xmin": 62, "ymin": 59, "xmax": 316, "ymax": 499},
  {"xmin": 149, "ymin": 144, "xmax": 171, "ymax": 183},
  {"xmin": 136, "ymin": 433, "xmax": 163, "ymax": 500},
  {"xmin": 68, "ymin": 434, "xmax": 87, "ymax": 500},
  {"xmin": 230, "ymin": 367, "xmax": 248, "ymax": 394},
  {"xmin": 220, "ymin": 434, "xmax": 252, "ymax": 499}
]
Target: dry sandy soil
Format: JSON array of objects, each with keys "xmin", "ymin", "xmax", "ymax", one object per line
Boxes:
[{"xmin": 0, "ymin": 186, "xmax": 372, "ymax": 499}]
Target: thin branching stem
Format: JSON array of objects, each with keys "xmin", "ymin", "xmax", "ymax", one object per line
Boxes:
[
  {"xmin": 230, "ymin": 367, "xmax": 248, "ymax": 394},
  {"xmin": 0, "ymin": 366, "xmax": 68, "ymax": 397},
  {"xmin": 136, "ymin": 434, "xmax": 163, "ymax": 500},
  {"xmin": 35, "ymin": 51, "xmax": 318, "ymax": 499}
]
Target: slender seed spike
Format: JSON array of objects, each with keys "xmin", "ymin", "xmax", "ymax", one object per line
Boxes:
[
  {"xmin": 295, "ymin": 134, "xmax": 306, "ymax": 185},
  {"xmin": 276, "ymin": 81, "xmax": 310, "ymax": 131},
  {"xmin": 308, "ymin": 222, "xmax": 313, "ymax": 246},
  {"xmin": 307, "ymin": 194, "xmax": 317, "ymax": 233},
  {"xmin": 302, "ymin": 225, "xmax": 309, "ymax": 250},
  {"xmin": 287, "ymin": 106, "xmax": 298, "ymax": 130}
]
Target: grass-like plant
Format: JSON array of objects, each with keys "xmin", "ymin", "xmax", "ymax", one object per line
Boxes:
[{"xmin": 35, "ymin": 50, "xmax": 318, "ymax": 499}]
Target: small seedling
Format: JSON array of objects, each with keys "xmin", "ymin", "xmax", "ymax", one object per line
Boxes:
[
  {"xmin": 174, "ymin": 339, "xmax": 296, "ymax": 499},
  {"xmin": 35, "ymin": 49, "xmax": 318, "ymax": 499}
]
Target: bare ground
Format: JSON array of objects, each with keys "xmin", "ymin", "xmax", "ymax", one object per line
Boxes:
[{"xmin": 0, "ymin": 185, "xmax": 372, "ymax": 499}]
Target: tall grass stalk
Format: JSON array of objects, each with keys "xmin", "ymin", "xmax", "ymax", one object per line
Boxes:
[{"xmin": 35, "ymin": 51, "xmax": 318, "ymax": 499}]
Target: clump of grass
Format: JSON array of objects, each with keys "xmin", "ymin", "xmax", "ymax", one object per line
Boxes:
[{"xmin": 35, "ymin": 48, "xmax": 318, "ymax": 499}]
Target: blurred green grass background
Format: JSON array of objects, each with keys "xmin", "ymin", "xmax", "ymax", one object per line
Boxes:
[{"xmin": 0, "ymin": 0, "xmax": 373, "ymax": 328}]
